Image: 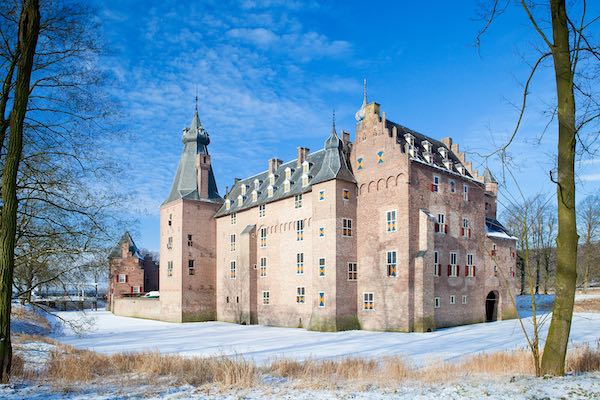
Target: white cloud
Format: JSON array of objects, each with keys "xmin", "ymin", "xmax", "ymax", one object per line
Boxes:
[{"xmin": 581, "ymin": 173, "xmax": 600, "ymax": 182}]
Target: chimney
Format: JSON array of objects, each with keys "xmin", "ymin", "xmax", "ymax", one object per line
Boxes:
[
  {"xmin": 268, "ymin": 158, "xmax": 283, "ymax": 174},
  {"xmin": 441, "ymin": 137, "xmax": 453, "ymax": 149},
  {"xmin": 297, "ymin": 147, "xmax": 310, "ymax": 167}
]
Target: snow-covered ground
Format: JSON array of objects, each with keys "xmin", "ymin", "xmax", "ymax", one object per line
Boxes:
[{"xmin": 49, "ymin": 296, "xmax": 600, "ymax": 366}]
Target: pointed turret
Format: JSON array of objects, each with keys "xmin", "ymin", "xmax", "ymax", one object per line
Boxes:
[
  {"xmin": 355, "ymin": 78, "xmax": 368, "ymax": 122},
  {"xmin": 313, "ymin": 112, "xmax": 356, "ymax": 185},
  {"xmin": 164, "ymin": 107, "xmax": 222, "ymax": 204}
]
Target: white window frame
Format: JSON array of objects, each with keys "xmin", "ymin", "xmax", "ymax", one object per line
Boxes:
[
  {"xmin": 296, "ymin": 253, "xmax": 304, "ymax": 275},
  {"xmin": 262, "ymin": 291, "xmax": 270, "ymax": 305},
  {"xmin": 260, "ymin": 257, "xmax": 267, "ymax": 278},
  {"xmin": 296, "ymin": 286, "xmax": 305, "ymax": 304},
  {"xmin": 450, "ymin": 295, "xmax": 456, "ymax": 305},
  {"xmin": 434, "ymin": 297, "xmax": 441, "ymax": 308},
  {"xmin": 432, "ymin": 175, "xmax": 440, "ymax": 192},
  {"xmin": 348, "ymin": 262, "xmax": 357, "ymax": 281},
  {"xmin": 260, "ymin": 227, "xmax": 267, "ymax": 248},
  {"xmin": 231, "ymin": 213, "xmax": 237, "ymax": 224},
  {"xmin": 342, "ymin": 218, "xmax": 353, "ymax": 237},
  {"xmin": 363, "ymin": 292, "xmax": 374, "ymax": 310},
  {"xmin": 434, "ymin": 251, "xmax": 440, "ymax": 277},
  {"xmin": 118, "ymin": 274, "xmax": 126, "ymax": 283},
  {"xmin": 259, "ymin": 204, "xmax": 266, "ymax": 218},
  {"xmin": 463, "ymin": 184, "xmax": 469, "ymax": 201},
  {"xmin": 386, "ymin": 250, "xmax": 397, "ymax": 277},
  {"xmin": 296, "ymin": 219, "xmax": 304, "ymax": 241},
  {"xmin": 449, "ymin": 179, "xmax": 456, "ymax": 193},
  {"xmin": 188, "ymin": 259, "xmax": 195, "ymax": 275},
  {"xmin": 449, "ymin": 252, "xmax": 458, "ymax": 277},
  {"xmin": 386, "ymin": 210, "xmax": 397, "ymax": 233},
  {"xmin": 133, "ymin": 286, "xmax": 141, "ymax": 294},
  {"xmin": 167, "ymin": 261, "xmax": 173, "ymax": 277},
  {"xmin": 295, "ymin": 194, "xmax": 303, "ymax": 208},
  {"xmin": 436, "ymin": 213, "xmax": 446, "ymax": 234},
  {"xmin": 230, "ymin": 261, "xmax": 236, "ymax": 279},
  {"xmin": 230, "ymin": 234, "xmax": 236, "ymax": 252},
  {"xmin": 462, "ymin": 295, "xmax": 468, "ymax": 304}
]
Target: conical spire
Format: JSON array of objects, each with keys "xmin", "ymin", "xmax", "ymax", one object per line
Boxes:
[
  {"xmin": 362, "ymin": 78, "xmax": 367, "ymax": 107},
  {"xmin": 483, "ymin": 167, "xmax": 497, "ymax": 184},
  {"xmin": 325, "ymin": 110, "xmax": 341, "ymax": 150}
]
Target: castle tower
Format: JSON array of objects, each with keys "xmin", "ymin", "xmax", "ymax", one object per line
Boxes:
[{"xmin": 159, "ymin": 107, "xmax": 223, "ymax": 322}]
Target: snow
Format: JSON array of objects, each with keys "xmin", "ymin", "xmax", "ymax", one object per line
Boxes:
[
  {"xmin": 486, "ymin": 231, "xmax": 518, "ymax": 240},
  {"xmin": 50, "ymin": 303, "xmax": 600, "ymax": 366}
]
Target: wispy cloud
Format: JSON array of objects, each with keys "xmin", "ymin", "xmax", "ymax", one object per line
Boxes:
[{"xmin": 581, "ymin": 173, "xmax": 600, "ymax": 182}]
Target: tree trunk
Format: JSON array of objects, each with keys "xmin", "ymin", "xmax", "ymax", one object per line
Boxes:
[
  {"xmin": 540, "ymin": 0, "xmax": 579, "ymax": 376},
  {"xmin": 0, "ymin": 0, "xmax": 40, "ymax": 383}
]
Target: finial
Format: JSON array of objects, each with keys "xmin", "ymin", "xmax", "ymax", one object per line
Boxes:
[
  {"xmin": 195, "ymin": 85, "xmax": 199, "ymax": 112},
  {"xmin": 332, "ymin": 109, "xmax": 336, "ymax": 132},
  {"xmin": 363, "ymin": 78, "xmax": 367, "ymax": 104}
]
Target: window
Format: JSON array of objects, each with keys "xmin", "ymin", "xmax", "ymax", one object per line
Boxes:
[
  {"xmin": 285, "ymin": 167, "xmax": 292, "ymax": 180},
  {"xmin": 463, "ymin": 184, "xmax": 469, "ymax": 201},
  {"xmin": 269, "ymin": 173, "xmax": 275, "ymax": 186},
  {"xmin": 302, "ymin": 175, "xmax": 309, "ymax": 187},
  {"xmin": 262, "ymin": 291, "xmax": 270, "ymax": 305},
  {"xmin": 319, "ymin": 190, "xmax": 325, "ymax": 201},
  {"xmin": 296, "ymin": 220, "xmax": 304, "ymax": 241},
  {"xmin": 491, "ymin": 243, "xmax": 497, "ymax": 256},
  {"xmin": 434, "ymin": 297, "xmax": 441, "ymax": 308},
  {"xmin": 434, "ymin": 251, "xmax": 440, "ymax": 277},
  {"xmin": 348, "ymin": 262, "xmax": 357, "ymax": 281},
  {"xmin": 167, "ymin": 236, "xmax": 173, "ymax": 250},
  {"xmin": 342, "ymin": 189, "xmax": 350, "ymax": 201},
  {"xmin": 260, "ymin": 228, "xmax": 267, "ymax": 248},
  {"xmin": 254, "ymin": 179, "xmax": 261, "ymax": 191},
  {"xmin": 267, "ymin": 186, "xmax": 274, "ymax": 197},
  {"xmin": 187, "ymin": 234, "xmax": 193, "ymax": 247},
  {"xmin": 241, "ymin": 185, "xmax": 247, "ymax": 196},
  {"xmin": 432, "ymin": 175, "xmax": 440, "ymax": 192},
  {"xmin": 319, "ymin": 227, "xmax": 325, "ymax": 237},
  {"xmin": 226, "ymin": 296, "xmax": 230, "ymax": 303},
  {"xmin": 296, "ymin": 253, "xmax": 304, "ymax": 275},
  {"xmin": 450, "ymin": 295, "xmax": 456, "ymax": 305},
  {"xmin": 252, "ymin": 190, "xmax": 258, "ymax": 202},
  {"xmin": 231, "ymin": 213, "xmax": 237, "ymax": 224},
  {"xmin": 259, "ymin": 204, "xmax": 266, "ymax": 218},
  {"xmin": 318, "ymin": 291, "xmax": 325, "ymax": 308},
  {"xmin": 449, "ymin": 252, "xmax": 458, "ymax": 277},
  {"xmin": 462, "ymin": 218, "xmax": 471, "ymax": 238},
  {"xmin": 167, "ymin": 261, "xmax": 173, "ymax": 277},
  {"xmin": 230, "ymin": 261, "xmax": 236, "ymax": 279},
  {"xmin": 118, "ymin": 274, "xmax": 126, "ymax": 283},
  {"xmin": 260, "ymin": 257, "xmax": 267, "ymax": 277},
  {"xmin": 296, "ymin": 287, "xmax": 305, "ymax": 304},
  {"xmin": 462, "ymin": 295, "xmax": 468, "ymax": 304},
  {"xmin": 435, "ymin": 213, "xmax": 447, "ymax": 234},
  {"xmin": 188, "ymin": 260, "xmax": 195, "ymax": 275},
  {"xmin": 302, "ymin": 160, "xmax": 310, "ymax": 174},
  {"xmin": 466, "ymin": 254, "xmax": 475, "ymax": 277},
  {"xmin": 319, "ymin": 258, "xmax": 326, "ymax": 277},
  {"xmin": 283, "ymin": 180, "xmax": 291, "ymax": 193},
  {"xmin": 449, "ymin": 179, "xmax": 456, "ymax": 193},
  {"xmin": 225, "ymin": 199, "xmax": 231, "ymax": 210},
  {"xmin": 342, "ymin": 218, "xmax": 353, "ymax": 237},
  {"xmin": 133, "ymin": 286, "xmax": 141, "ymax": 294},
  {"xmin": 386, "ymin": 210, "xmax": 397, "ymax": 232},
  {"xmin": 295, "ymin": 194, "xmax": 303, "ymax": 208},
  {"xmin": 237, "ymin": 194, "xmax": 244, "ymax": 206},
  {"xmin": 363, "ymin": 292, "xmax": 374, "ymax": 310},
  {"xmin": 168, "ymin": 214, "xmax": 172, "ymax": 226},
  {"xmin": 387, "ymin": 251, "xmax": 397, "ymax": 277},
  {"xmin": 230, "ymin": 234, "xmax": 236, "ymax": 251}
]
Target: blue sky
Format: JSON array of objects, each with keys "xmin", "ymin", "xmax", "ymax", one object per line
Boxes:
[{"xmin": 95, "ymin": 0, "xmax": 600, "ymax": 251}]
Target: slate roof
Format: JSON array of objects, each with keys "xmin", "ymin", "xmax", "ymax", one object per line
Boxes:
[
  {"xmin": 386, "ymin": 119, "xmax": 476, "ymax": 180},
  {"xmin": 485, "ymin": 217, "xmax": 517, "ymax": 240},
  {"xmin": 163, "ymin": 110, "xmax": 222, "ymax": 204},
  {"xmin": 109, "ymin": 231, "xmax": 142, "ymax": 259},
  {"xmin": 214, "ymin": 124, "xmax": 354, "ymax": 217}
]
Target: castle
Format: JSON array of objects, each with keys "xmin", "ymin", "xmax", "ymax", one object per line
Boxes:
[{"xmin": 109, "ymin": 87, "xmax": 518, "ymax": 332}]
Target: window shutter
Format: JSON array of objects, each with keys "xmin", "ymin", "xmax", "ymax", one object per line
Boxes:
[
  {"xmin": 456, "ymin": 265, "xmax": 460, "ymax": 276},
  {"xmin": 444, "ymin": 225, "xmax": 448, "ymax": 234},
  {"xmin": 435, "ymin": 223, "xmax": 439, "ymax": 232},
  {"xmin": 430, "ymin": 183, "xmax": 435, "ymax": 192},
  {"xmin": 465, "ymin": 265, "xmax": 468, "ymax": 276},
  {"xmin": 115, "ymin": 275, "xmax": 118, "ymax": 283},
  {"xmin": 447, "ymin": 264, "xmax": 451, "ymax": 276},
  {"xmin": 473, "ymin": 266, "xmax": 476, "ymax": 277},
  {"xmin": 130, "ymin": 286, "xmax": 133, "ymax": 293},
  {"xmin": 125, "ymin": 275, "xmax": 128, "ymax": 282},
  {"xmin": 468, "ymin": 229, "xmax": 472, "ymax": 238},
  {"xmin": 461, "ymin": 227, "xmax": 464, "ymax": 236}
]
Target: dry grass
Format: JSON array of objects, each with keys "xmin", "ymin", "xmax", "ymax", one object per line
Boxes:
[
  {"xmin": 567, "ymin": 341, "xmax": 600, "ymax": 373},
  {"xmin": 46, "ymin": 348, "xmax": 258, "ymax": 387},
  {"xmin": 12, "ymin": 305, "xmax": 51, "ymax": 331},
  {"xmin": 574, "ymin": 298, "xmax": 600, "ymax": 313}
]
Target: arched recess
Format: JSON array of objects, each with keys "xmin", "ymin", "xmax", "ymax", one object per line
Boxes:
[
  {"xmin": 377, "ymin": 179, "xmax": 385, "ymax": 191},
  {"xmin": 359, "ymin": 183, "xmax": 366, "ymax": 195},
  {"xmin": 368, "ymin": 181, "xmax": 375, "ymax": 193},
  {"xmin": 386, "ymin": 176, "xmax": 395, "ymax": 188}
]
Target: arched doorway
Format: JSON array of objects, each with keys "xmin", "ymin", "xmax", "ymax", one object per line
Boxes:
[{"xmin": 485, "ymin": 291, "xmax": 499, "ymax": 322}]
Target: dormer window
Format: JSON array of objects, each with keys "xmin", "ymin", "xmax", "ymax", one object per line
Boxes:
[
  {"xmin": 456, "ymin": 164, "xmax": 466, "ymax": 175},
  {"xmin": 424, "ymin": 152, "xmax": 433, "ymax": 163},
  {"xmin": 422, "ymin": 140, "xmax": 432, "ymax": 153},
  {"xmin": 254, "ymin": 179, "xmax": 261, "ymax": 191},
  {"xmin": 241, "ymin": 185, "xmax": 247, "ymax": 196},
  {"xmin": 443, "ymin": 159, "xmax": 453, "ymax": 170},
  {"xmin": 285, "ymin": 167, "xmax": 293, "ymax": 180},
  {"xmin": 302, "ymin": 160, "xmax": 310, "ymax": 174},
  {"xmin": 269, "ymin": 173, "xmax": 275, "ymax": 186},
  {"xmin": 225, "ymin": 199, "xmax": 231, "ymax": 210},
  {"xmin": 302, "ymin": 174, "xmax": 309, "ymax": 187},
  {"xmin": 283, "ymin": 180, "xmax": 291, "ymax": 193},
  {"xmin": 267, "ymin": 185, "xmax": 274, "ymax": 198},
  {"xmin": 404, "ymin": 133, "xmax": 415, "ymax": 146},
  {"xmin": 438, "ymin": 147, "xmax": 448, "ymax": 160},
  {"xmin": 252, "ymin": 190, "xmax": 258, "ymax": 202},
  {"xmin": 238, "ymin": 195, "xmax": 245, "ymax": 207}
]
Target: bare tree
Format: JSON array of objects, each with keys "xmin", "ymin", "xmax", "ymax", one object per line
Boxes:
[
  {"xmin": 577, "ymin": 194, "xmax": 600, "ymax": 292},
  {"xmin": 476, "ymin": 0, "xmax": 600, "ymax": 375}
]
